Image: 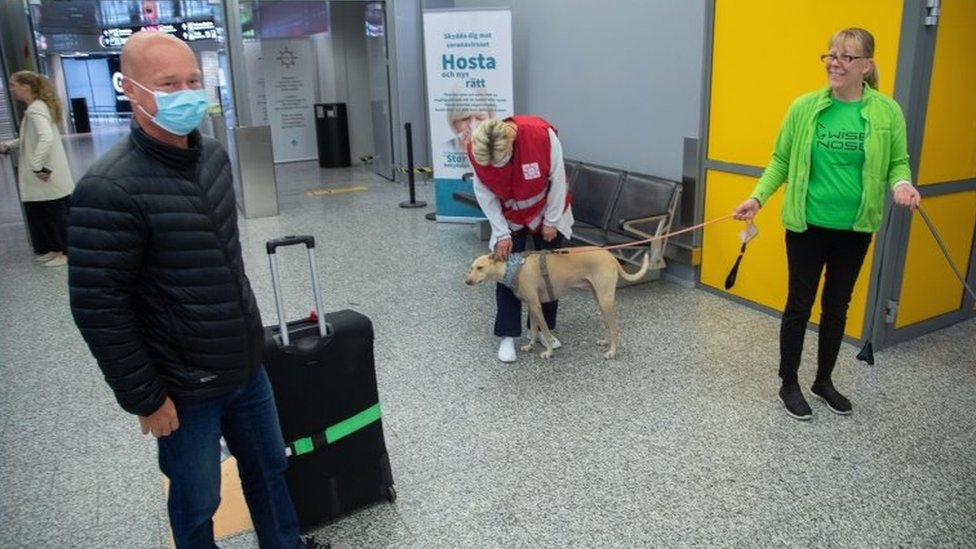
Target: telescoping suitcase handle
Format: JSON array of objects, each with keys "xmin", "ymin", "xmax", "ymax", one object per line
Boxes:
[{"xmin": 267, "ymin": 235, "xmax": 327, "ymax": 346}]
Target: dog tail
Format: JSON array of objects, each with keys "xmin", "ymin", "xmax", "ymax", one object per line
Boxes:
[{"xmin": 616, "ymin": 252, "xmax": 650, "ymax": 282}]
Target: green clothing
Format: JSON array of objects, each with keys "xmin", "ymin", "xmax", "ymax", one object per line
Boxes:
[
  {"xmin": 751, "ymin": 83, "xmax": 912, "ymax": 233},
  {"xmin": 807, "ymin": 97, "xmax": 865, "ymax": 229}
]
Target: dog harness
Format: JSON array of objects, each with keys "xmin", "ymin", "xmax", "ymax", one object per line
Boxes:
[
  {"xmin": 537, "ymin": 251, "xmax": 555, "ymax": 302},
  {"xmin": 500, "ymin": 251, "xmax": 555, "ymax": 303},
  {"xmin": 500, "ymin": 253, "xmax": 525, "ymax": 290}
]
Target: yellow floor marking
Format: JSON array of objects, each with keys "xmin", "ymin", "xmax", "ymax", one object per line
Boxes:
[
  {"xmin": 306, "ymin": 185, "xmax": 368, "ymax": 196},
  {"xmin": 165, "ymin": 457, "xmax": 254, "ymax": 547}
]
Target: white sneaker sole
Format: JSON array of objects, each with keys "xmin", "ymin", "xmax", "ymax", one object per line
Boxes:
[
  {"xmin": 810, "ymin": 391, "xmax": 852, "ymax": 415},
  {"xmin": 779, "ymin": 395, "xmax": 812, "ymax": 421}
]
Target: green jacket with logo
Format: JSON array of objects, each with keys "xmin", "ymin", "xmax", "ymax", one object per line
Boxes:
[{"xmin": 750, "ymin": 83, "xmax": 912, "ymax": 233}]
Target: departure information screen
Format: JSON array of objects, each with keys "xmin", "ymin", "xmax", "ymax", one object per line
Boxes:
[{"xmin": 100, "ymin": 20, "xmax": 217, "ymax": 49}]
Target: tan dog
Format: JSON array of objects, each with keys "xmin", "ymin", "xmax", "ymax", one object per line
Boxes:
[{"xmin": 465, "ymin": 247, "xmax": 649, "ymax": 359}]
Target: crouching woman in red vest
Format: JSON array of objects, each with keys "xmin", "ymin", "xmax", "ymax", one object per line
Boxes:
[{"xmin": 468, "ymin": 116, "xmax": 575, "ymax": 363}]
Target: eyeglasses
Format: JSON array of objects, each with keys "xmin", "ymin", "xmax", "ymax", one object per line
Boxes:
[{"xmin": 820, "ymin": 53, "xmax": 867, "ymax": 65}]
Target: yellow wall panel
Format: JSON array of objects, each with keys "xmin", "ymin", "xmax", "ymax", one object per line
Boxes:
[
  {"xmin": 699, "ymin": 170, "xmax": 876, "ymax": 339},
  {"xmin": 704, "ymin": 0, "xmax": 904, "ymax": 339},
  {"xmin": 917, "ymin": 0, "xmax": 976, "ymax": 184},
  {"xmin": 708, "ymin": 0, "xmax": 903, "ymax": 168},
  {"xmin": 896, "ymin": 191, "xmax": 976, "ymax": 327},
  {"xmin": 700, "ymin": 171, "xmax": 787, "ymax": 310}
]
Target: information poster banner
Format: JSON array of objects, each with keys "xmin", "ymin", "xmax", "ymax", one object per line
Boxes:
[
  {"xmin": 243, "ymin": 41, "xmax": 268, "ymax": 126},
  {"xmin": 423, "ymin": 8, "xmax": 513, "ymax": 221},
  {"xmin": 200, "ymin": 51, "xmax": 221, "ymax": 110},
  {"xmin": 263, "ymin": 38, "xmax": 316, "ymax": 162}
]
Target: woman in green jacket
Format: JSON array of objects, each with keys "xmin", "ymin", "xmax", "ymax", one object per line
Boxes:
[{"xmin": 733, "ymin": 28, "xmax": 920, "ymax": 421}]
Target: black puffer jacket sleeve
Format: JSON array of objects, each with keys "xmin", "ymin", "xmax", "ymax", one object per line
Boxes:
[{"xmin": 68, "ymin": 174, "xmax": 166, "ymax": 416}]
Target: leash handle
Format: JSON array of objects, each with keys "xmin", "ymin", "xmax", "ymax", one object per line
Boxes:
[{"xmin": 724, "ymin": 242, "xmax": 747, "ymax": 290}]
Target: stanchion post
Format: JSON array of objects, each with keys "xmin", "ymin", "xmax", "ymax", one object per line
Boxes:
[{"xmin": 399, "ymin": 122, "xmax": 427, "ymax": 209}]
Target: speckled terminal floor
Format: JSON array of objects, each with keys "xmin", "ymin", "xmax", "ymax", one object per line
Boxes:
[{"xmin": 1, "ymin": 127, "xmax": 973, "ymax": 548}]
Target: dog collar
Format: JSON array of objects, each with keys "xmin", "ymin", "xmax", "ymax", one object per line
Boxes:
[{"xmin": 500, "ymin": 252, "xmax": 525, "ymax": 290}]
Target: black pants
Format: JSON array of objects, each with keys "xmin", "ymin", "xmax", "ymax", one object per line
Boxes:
[
  {"xmin": 24, "ymin": 196, "xmax": 70, "ymax": 255},
  {"xmin": 780, "ymin": 225, "xmax": 872, "ymax": 385},
  {"xmin": 494, "ymin": 230, "xmax": 564, "ymax": 337}
]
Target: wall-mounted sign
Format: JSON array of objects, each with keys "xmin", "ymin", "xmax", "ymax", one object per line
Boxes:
[{"xmin": 263, "ymin": 39, "xmax": 316, "ymax": 162}]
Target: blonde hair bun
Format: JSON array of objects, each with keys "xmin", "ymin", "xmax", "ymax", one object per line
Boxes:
[{"xmin": 470, "ymin": 119, "xmax": 516, "ymax": 166}]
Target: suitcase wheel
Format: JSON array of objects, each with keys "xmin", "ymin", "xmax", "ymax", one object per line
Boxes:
[{"xmin": 386, "ymin": 485, "xmax": 397, "ymax": 502}]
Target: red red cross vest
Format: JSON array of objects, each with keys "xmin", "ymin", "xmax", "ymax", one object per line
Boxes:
[{"xmin": 468, "ymin": 115, "xmax": 570, "ymax": 232}]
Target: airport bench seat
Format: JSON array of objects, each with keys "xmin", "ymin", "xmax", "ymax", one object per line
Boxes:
[{"xmin": 452, "ymin": 159, "xmax": 682, "ymax": 272}]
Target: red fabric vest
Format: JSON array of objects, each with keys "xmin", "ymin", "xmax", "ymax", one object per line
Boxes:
[{"xmin": 469, "ymin": 115, "xmax": 569, "ymax": 232}]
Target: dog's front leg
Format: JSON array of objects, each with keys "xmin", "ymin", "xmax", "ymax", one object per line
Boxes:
[{"xmin": 525, "ymin": 301, "xmax": 554, "ymax": 358}]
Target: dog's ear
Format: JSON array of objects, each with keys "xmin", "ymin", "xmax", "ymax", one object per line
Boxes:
[{"xmin": 488, "ymin": 253, "xmax": 498, "ymax": 262}]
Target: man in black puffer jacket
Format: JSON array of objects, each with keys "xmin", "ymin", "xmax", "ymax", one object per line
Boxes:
[{"xmin": 68, "ymin": 32, "xmax": 327, "ymax": 549}]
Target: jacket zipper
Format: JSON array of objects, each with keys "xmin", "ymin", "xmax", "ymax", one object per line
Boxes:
[{"xmin": 190, "ymin": 155, "xmax": 253, "ymax": 376}]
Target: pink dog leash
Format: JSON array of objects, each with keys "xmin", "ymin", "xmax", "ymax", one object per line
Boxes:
[{"xmin": 554, "ymin": 213, "xmax": 737, "ymax": 254}]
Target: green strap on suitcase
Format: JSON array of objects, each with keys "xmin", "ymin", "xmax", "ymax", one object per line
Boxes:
[{"xmin": 287, "ymin": 402, "xmax": 382, "ymax": 457}]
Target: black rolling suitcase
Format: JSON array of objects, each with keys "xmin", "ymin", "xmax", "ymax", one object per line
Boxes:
[{"xmin": 262, "ymin": 235, "xmax": 396, "ymax": 530}]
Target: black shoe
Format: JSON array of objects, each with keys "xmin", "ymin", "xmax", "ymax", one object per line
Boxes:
[
  {"xmin": 779, "ymin": 383, "xmax": 812, "ymax": 420},
  {"xmin": 302, "ymin": 536, "xmax": 331, "ymax": 549},
  {"xmin": 304, "ymin": 537, "xmax": 352, "ymax": 549},
  {"xmin": 811, "ymin": 380, "xmax": 852, "ymax": 415}
]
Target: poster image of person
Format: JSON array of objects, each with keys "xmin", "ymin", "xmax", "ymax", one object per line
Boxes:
[{"xmin": 439, "ymin": 88, "xmax": 497, "ymax": 173}]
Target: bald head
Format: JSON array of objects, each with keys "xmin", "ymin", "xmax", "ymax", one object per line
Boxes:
[
  {"xmin": 121, "ymin": 31, "xmax": 194, "ymax": 81},
  {"xmin": 120, "ymin": 31, "xmax": 203, "ymax": 145}
]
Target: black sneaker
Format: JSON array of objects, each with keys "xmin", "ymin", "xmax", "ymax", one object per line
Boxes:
[
  {"xmin": 779, "ymin": 383, "xmax": 813, "ymax": 420},
  {"xmin": 811, "ymin": 380, "xmax": 852, "ymax": 415},
  {"xmin": 303, "ymin": 537, "xmax": 352, "ymax": 549},
  {"xmin": 302, "ymin": 536, "xmax": 331, "ymax": 549}
]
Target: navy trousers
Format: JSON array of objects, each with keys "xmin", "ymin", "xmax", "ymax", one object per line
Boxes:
[{"xmin": 494, "ymin": 230, "xmax": 565, "ymax": 337}]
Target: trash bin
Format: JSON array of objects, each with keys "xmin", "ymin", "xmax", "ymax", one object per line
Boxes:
[
  {"xmin": 70, "ymin": 97, "xmax": 91, "ymax": 133},
  {"xmin": 314, "ymin": 103, "xmax": 350, "ymax": 168}
]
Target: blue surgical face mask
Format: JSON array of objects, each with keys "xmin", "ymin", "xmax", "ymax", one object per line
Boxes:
[{"xmin": 129, "ymin": 78, "xmax": 208, "ymax": 136}]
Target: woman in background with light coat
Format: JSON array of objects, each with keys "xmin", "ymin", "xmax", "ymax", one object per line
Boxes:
[{"xmin": 1, "ymin": 70, "xmax": 74, "ymax": 267}]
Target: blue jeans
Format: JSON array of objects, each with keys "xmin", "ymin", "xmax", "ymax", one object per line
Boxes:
[{"xmin": 158, "ymin": 366, "xmax": 303, "ymax": 549}]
